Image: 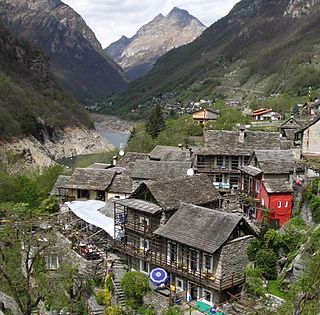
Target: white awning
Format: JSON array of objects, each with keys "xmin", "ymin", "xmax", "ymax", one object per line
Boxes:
[{"xmin": 65, "ymin": 200, "xmax": 114, "ymax": 238}]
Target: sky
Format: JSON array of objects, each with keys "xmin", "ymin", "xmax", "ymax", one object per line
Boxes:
[{"xmin": 62, "ymin": 0, "xmax": 240, "ymax": 48}]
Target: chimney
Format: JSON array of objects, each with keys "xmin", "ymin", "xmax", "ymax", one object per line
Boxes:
[
  {"xmin": 239, "ymin": 125, "xmax": 245, "ymax": 143},
  {"xmin": 178, "ymin": 143, "xmax": 184, "ymax": 150},
  {"xmin": 160, "ymin": 212, "xmax": 167, "ymax": 226},
  {"xmin": 112, "ymin": 156, "xmax": 118, "ymax": 166}
]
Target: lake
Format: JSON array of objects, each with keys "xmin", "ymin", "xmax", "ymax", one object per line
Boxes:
[{"xmin": 98, "ymin": 130, "xmax": 130, "ymax": 149}]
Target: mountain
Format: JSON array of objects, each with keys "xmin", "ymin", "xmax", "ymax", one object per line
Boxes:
[
  {"xmin": 107, "ymin": 0, "xmax": 320, "ymax": 115},
  {"xmin": 105, "ymin": 7, "xmax": 206, "ymax": 80},
  {"xmin": 0, "ymin": 0, "xmax": 127, "ymax": 105},
  {"xmin": 0, "ymin": 22, "xmax": 113, "ymax": 166}
]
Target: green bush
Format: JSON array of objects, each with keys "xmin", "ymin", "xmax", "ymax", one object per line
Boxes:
[
  {"xmin": 120, "ymin": 272, "xmax": 151, "ymax": 309},
  {"xmin": 255, "ymin": 248, "xmax": 278, "ymax": 280}
]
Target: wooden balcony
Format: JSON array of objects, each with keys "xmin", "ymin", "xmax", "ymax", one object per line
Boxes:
[
  {"xmin": 195, "ymin": 162, "xmax": 241, "ymax": 174},
  {"xmin": 123, "ymin": 221, "xmax": 155, "ymax": 237},
  {"xmin": 113, "ymin": 241, "xmax": 245, "ymax": 292}
]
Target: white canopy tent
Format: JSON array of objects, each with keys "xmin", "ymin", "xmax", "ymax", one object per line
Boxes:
[{"xmin": 65, "ymin": 200, "xmax": 115, "ymax": 239}]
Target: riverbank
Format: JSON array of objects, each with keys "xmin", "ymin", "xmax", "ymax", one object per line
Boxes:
[{"xmin": 91, "ymin": 113, "xmax": 134, "ymax": 134}]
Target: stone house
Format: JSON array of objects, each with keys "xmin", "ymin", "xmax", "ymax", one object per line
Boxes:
[
  {"xmin": 194, "ymin": 129, "xmax": 292, "ymax": 190},
  {"xmin": 51, "ymin": 168, "xmax": 121, "ymax": 202},
  {"xmin": 192, "ymin": 108, "xmax": 219, "ymax": 124},
  {"xmin": 295, "ymin": 116, "xmax": 320, "ymax": 158},
  {"xmin": 131, "ymin": 160, "xmax": 192, "ymax": 190},
  {"xmin": 114, "ymin": 201, "xmax": 254, "ymax": 304},
  {"xmin": 148, "ymin": 145, "xmax": 193, "ymax": 162},
  {"xmin": 279, "ymin": 117, "xmax": 302, "ymax": 140},
  {"xmin": 239, "ymin": 150, "xmax": 301, "ymax": 225}
]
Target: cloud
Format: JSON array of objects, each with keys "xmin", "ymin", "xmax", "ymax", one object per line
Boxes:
[{"xmin": 62, "ymin": 0, "xmax": 240, "ymax": 48}]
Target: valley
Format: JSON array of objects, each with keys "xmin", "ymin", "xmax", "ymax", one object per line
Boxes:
[{"xmin": 0, "ymin": 0, "xmax": 320, "ymax": 314}]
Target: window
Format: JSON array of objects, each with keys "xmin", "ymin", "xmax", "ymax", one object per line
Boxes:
[
  {"xmin": 217, "ymin": 156, "xmax": 224, "ymax": 167},
  {"xmin": 231, "ymin": 156, "xmax": 239, "ymax": 169},
  {"xmin": 140, "ymin": 260, "xmax": 149, "ymax": 273},
  {"xmin": 77, "ymin": 189, "xmax": 89, "ymax": 199},
  {"xmin": 215, "ymin": 174, "xmax": 222, "ymax": 183},
  {"xmin": 176, "ymin": 278, "xmax": 184, "ymax": 291},
  {"xmin": 140, "ymin": 238, "xmax": 149, "ymax": 251},
  {"xmin": 204, "ymin": 254, "xmax": 213, "ymax": 273},
  {"xmin": 203, "ymin": 289, "xmax": 212, "ymax": 303},
  {"xmin": 277, "ymin": 201, "xmax": 282, "ymax": 208},
  {"xmin": 45, "ymin": 254, "xmax": 59, "ymax": 270},
  {"xmin": 96, "ymin": 191, "xmax": 105, "ymax": 201},
  {"xmin": 285, "ymin": 201, "xmax": 289, "ymax": 208},
  {"xmin": 139, "ymin": 216, "xmax": 149, "ymax": 227},
  {"xmin": 261, "ymin": 198, "xmax": 265, "ymax": 206}
]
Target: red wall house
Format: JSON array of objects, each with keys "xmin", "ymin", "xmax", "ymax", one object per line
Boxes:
[{"xmin": 256, "ymin": 180, "xmax": 292, "ymax": 226}]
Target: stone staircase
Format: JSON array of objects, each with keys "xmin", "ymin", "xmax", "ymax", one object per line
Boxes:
[{"xmin": 111, "ymin": 259, "xmax": 128, "ymax": 308}]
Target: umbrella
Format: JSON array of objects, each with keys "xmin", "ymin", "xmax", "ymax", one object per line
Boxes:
[{"xmin": 149, "ymin": 267, "xmax": 168, "ymax": 286}]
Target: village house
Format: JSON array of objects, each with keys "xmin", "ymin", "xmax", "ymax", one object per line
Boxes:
[
  {"xmin": 51, "ymin": 167, "xmax": 125, "ymax": 202},
  {"xmin": 194, "ymin": 129, "xmax": 292, "ymax": 190},
  {"xmin": 294, "ymin": 116, "xmax": 320, "ymax": 158},
  {"xmin": 192, "ymin": 108, "xmax": 219, "ymax": 124},
  {"xmin": 131, "ymin": 160, "xmax": 192, "ymax": 190},
  {"xmin": 251, "ymin": 108, "xmax": 282, "ymax": 121},
  {"xmin": 239, "ymin": 149, "xmax": 301, "ymax": 226},
  {"xmin": 148, "ymin": 145, "xmax": 193, "ymax": 162},
  {"xmin": 279, "ymin": 116, "xmax": 302, "ymax": 141},
  {"xmin": 114, "ymin": 200, "xmax": 255, "ymax": 304},
  {"xmin": 113, "ymin": 174, "xmax": 221, "ymax": 270}
]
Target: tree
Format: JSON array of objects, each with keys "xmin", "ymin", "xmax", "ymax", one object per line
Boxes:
[
  {"xmin": 120, "ymin": 272, "xmax": 150, "ymax": 309},
  {"xmin": 145, "ymin": 104, "xmax": 165, "ymax": 138},
  {"xmin": 0, "ymin": 207, "xmax": 85, "ymax": 314}
]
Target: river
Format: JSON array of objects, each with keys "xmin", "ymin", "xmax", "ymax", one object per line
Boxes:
[{"xmin": 97, "ymin": 130, "xmax": 130, "ymax": 149}]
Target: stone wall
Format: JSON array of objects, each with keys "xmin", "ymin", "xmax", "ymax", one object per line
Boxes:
[{"xmin": 216, "ymin": 235, "xmax": 254, "ymax": 280}]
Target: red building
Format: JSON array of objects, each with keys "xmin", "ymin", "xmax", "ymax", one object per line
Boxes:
[
  {"xmin": 239, "ymin": 149, "xmax": 300, "ymax": 226},
  {"xmin": 256, "ymin": 179, "xmax": 293, "ymax": 226}
]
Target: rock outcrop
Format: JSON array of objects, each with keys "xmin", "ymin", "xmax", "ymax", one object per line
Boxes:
[
  {"xmin": 0, "ymin": 0, "xmax": 127, "ymax": 105},
  {"xmin": 0, "ymin": 128, "xmax": 114, "ymax": 169},
  {"xmin": 105, "ymin": 7, "xmax": 206, "ymax": 80}
]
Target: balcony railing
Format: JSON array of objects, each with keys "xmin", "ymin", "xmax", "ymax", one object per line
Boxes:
[
  {"xmin": 114, "ymin": 242, "xmax": 244, "ymax": 292},
  {"xmin": 195, "ymin": 162, "xmax": 240, "ymax": 174}
]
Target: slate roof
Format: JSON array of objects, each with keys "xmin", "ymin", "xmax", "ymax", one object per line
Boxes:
[
  {"xmin": 297, "ymin": 115, "xmax": 320, "ymax": 133},
  {"xmin": 263, "ymin": 179, "xmax": 292, "ymax": 193},
  {"xmin": 279, "ymin": 117, "xmax": 301, "ymax": 129},
  {"xmin": 108, "ymin": 170, "xmax": 133, "ymax": 194},
  {"xmin": 199, "ymin": 130, "xmax": 292, "ymax": 156},
  {"xmin": 131, "ymin": 174, "xmax": 220, "ymax": 211},
  {"xmin": 86, "ymin": 163, "xmax": 112, "ymax": 169},
  {"xmin": 50, "ymin": 175, "xmax": 71, "ymax": 195},
  {"xmin": 98, "ymin": 198, "xmax": 115, "ymax": 218},
  {"xmin": 115, "ymin": 199, "xmax": 162, "ymax": 214},
  {"xmin": 132, "ymin": 160, "xmax": 191, "ymax": 180},
  {"xmin": 62, "ymin": 168, "xmax": 119, "ymax": 191},
  {"xmin": 253, "ymin": 150, "xmax": 295, "ymax": 174},
  {"xmin": 149, "ymin": 145, "xmax": 192, "ymax": 162},
  {"xmin": 117, "ymin": 152, "xmax": 149, "ymax": 167},
  {"xmin": 238, "ymin": 165, "xmax": 262, "ymax": 177},
  {"xmin": 154, "ymin": 203, "xmax": 247, "ymax": 253}
]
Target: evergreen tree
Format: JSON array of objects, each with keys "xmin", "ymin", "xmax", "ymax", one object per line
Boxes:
[{"xmin": 145, "ymin": 104, "xmax": 165, "ymax": 138}]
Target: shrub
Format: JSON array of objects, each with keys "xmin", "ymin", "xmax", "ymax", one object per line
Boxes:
[
  {"xmin": 120, "ymin": 272, "xmax": 151, "ymax": 309},
  {"xmin": 255, "ymin": 248, "xmax": 278, "ymax": 280}
]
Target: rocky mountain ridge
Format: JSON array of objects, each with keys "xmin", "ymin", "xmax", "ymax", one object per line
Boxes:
[
  {"xmin": 0, "ymin": 18, "xmax": 113, "ymax": 167},
  {"xmin": 0, "ymin": 0, "xmax": 127, "ymax": 105},
  {"xmin": 105, "ymin": 7, "xmax": 206, "ymax": 80},
  {"xmin": 107, "ymin": 0, "xmax": 320, "ymax": 114}
]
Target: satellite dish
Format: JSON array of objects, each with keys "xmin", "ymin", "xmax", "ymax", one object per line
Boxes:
[
  {"xmin": 119, "ymin": 150, "xmax": 125, "ymax": 156},
  {"xmin": 187, "ymin": 168, "xmax": 194, "ymax": 176}
]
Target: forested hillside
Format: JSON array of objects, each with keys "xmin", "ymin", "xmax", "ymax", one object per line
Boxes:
[
  {"xmin": 104, "ymin": 0, "xmax": 320, "ymax": 115},
  {"xmin": 0, "ymin": 22, "xmax": 91, "ymax": 141}
]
